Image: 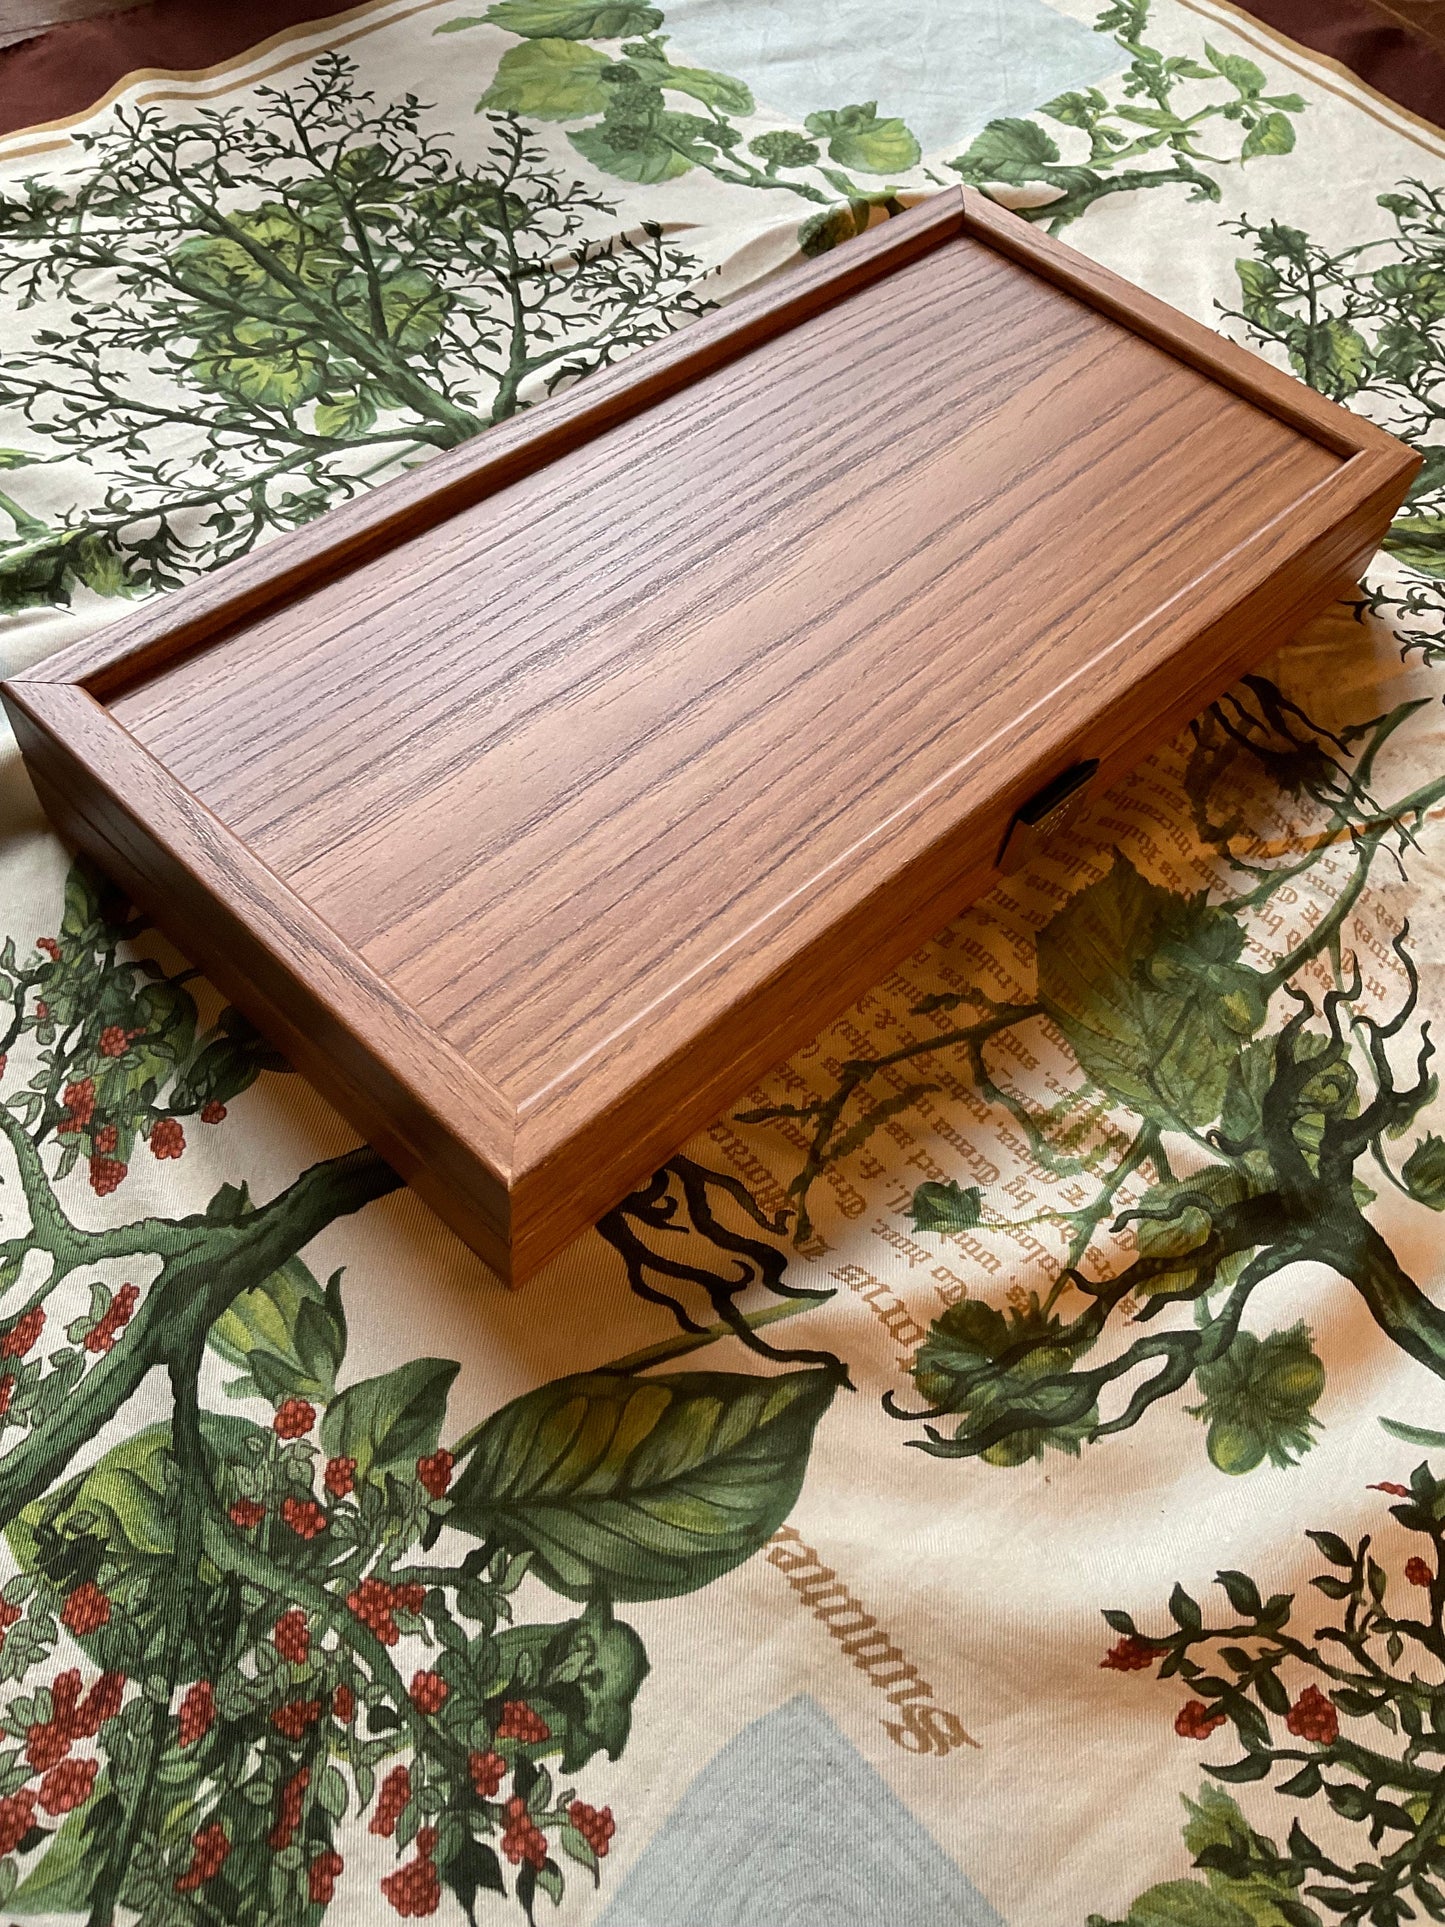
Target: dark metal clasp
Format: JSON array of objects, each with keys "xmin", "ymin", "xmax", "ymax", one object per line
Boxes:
[{"xmin": 996, "ymin": 759, "xmax": 1099, "ymax": 875}]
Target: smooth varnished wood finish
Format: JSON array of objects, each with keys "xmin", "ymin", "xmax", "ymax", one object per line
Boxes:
[{"xmin": 4, "ymin": 189, "xmax": 1419, "ymax": 1282}]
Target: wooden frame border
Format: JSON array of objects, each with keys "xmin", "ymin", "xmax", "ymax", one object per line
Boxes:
[{"xmin": 2, "ymin": 189, "xmax": 1418, "ymax": 1281}]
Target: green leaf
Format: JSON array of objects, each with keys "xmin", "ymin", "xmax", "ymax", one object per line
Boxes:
[
  {"xmin": 478, "ymin": 38, "xmax": 612, "ymax": 117},
  {"xmin": 1384, "ymin": 516, "xmax": 1445, "ymax": 577},
  {"xmin": 1036, "ymin": 855, "xmax": 1266, "ymax": 1129},
  {"xmin": 1169, "ymin": 1582, "xmax": 1203, "ymax": 1632},
  {"xmin": 207, "ymin": 1252, "xmax": 346, "ymax": 1403},
  {"xmin": 0, "ymin": 450, "xmax": 40, "ymax": 471},
  {"xmin": 1215, "ymin": 1569, "xmax": 1262, "ymax": 1618},
  {"xmin": 1240, "ymin": 111, "xmax": 1295, "ymax": 160},
  {"xmin": 1379, "ymin": 1416, "xmax": 1445, "ymax": 1448},
  {"xmin": 473, "ymin": 0, "xmax": 663, "ymax": 35},
  {"xmin": 950, "ymin": 116, "xmax": 1060, "ymax": 185},
  {"xmin": 320, "ymin": 1357, "xmax": 459, "ymax": 1489},
  {"xmin": 620, "ymin": 44, "xmax": 753, "ymax": 115},
  {"xmin": 449, "ymin": 1368, "xmax": 837, "ymax": 1601},
  {"xmin": 314, "ymin": 389, "xmax": 379, "ymax": 440},
  {"xmin": 1305, "ymin": 1529, "xmax": 1354, "ymax": 1567},
  {"xmin": 1204, "ymin": 42, "xmax": 1266, "ymax": 97},
  {"xmin": 1122, "ymin": 1880, "xmax": 1255, "ymax": 1926},
  {"xmin": 569, "ymin": 114, "xmax": 695, "ymax": 183},
  {"xmin": 907, "ymin": 1180, "xmax": 982, "ymax": 1235},
  {"xmin": 803, "ymin": 103, "xmax": 920, "ymax": 175},
  {"xmin": 1404, "ymin": 1134, "xmax": 1445, "ymax": 1207}
]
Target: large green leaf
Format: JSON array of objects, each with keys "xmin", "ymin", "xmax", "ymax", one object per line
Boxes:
[
  {"xmin": 449, "ymin": 1369, "xmax": 837, "ymax": 1601},
  {"xmin": 319, "ymin": 1357, "xmax": 458, "ymax": 1488},
  {"xmin": 1124, "ymin": 1883, "xmax": 1254, "ymax": 1927},
  {"xmin": 620, "ymin": 43, "xmax": 753, "ymax": 115},
  {"xmin": 804, "ymin": 103, "xmax": 919, "ymax": 175},
  {"xmin": 456, "ymin": 0, "xmax": 664, "ymax": 35},
  {"xmin": 1035, "ymin": 855, "xmax": 1266, "ymax": 1129},
  {"xmin": 951, "ymin": 116, "xmax": 1060, "ymax": 184},
  {"xmin": 570, "ymin": 114, "xmax": 697, "ymax": 183},
  {"xmin": 478, "ymin": 38, "xmax": 612, "ymax": 116},
  {"xmin": 1204, "ymin": 42, "xmax": 1266, "ymax": 97},
  {"xmin": 1385, "ymin": 515, "xmax": 1445, "ymax": 577},
  {"xmin": 207, "ymin": 1253, "xmax": 346, "ymax": 1403}
]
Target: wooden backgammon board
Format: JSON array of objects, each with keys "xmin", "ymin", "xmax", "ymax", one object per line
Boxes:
[{"xmin": 2, "ymin": 188, "xmax": 1418, "ymax": 1284}]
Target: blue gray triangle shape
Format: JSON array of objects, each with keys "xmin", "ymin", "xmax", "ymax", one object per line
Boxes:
[{"xmin": 597, "ymin": 1693, "xmax": 1007, "ymax": 1926}]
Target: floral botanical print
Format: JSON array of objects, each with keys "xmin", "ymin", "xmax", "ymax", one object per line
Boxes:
[{"xmin": 2, "ymin": 0, "xmax": 1445, "ymax": 1920}]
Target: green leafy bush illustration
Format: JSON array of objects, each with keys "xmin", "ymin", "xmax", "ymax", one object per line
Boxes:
[
  {"xmin": 1092, "ymin": 1464, "xmax": 1445, "ymax": 1925},
  {"xmin": 745, "ymin": 678, "xmax": 1445, "ymax": 1473},
  {"xmin": 1224, "ymin": 184, "xmax": 1445, "ymax": 666},
  {"xmin": 0, "ymin": 53, "xmax": 710, "ymax": 608},
  {"xmin": 950, "ymin": 0, "xmax": 1306, "ymax": 230},
  {"xmin": 0, "ymin": 863, "xmax": 840, "ymax": 1921}
]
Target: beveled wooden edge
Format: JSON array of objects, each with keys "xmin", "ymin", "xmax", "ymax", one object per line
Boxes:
[
  {"xmin": 3, "ymin": 679, "xmax": 520, "ymax": 1278},
  {"xmin": 958, "ymin": 188, "xmax": 1400, "ymax": 463},
  {"xmin": 12, "ymin": 193, "xmax": 970, "ymax": 701}
]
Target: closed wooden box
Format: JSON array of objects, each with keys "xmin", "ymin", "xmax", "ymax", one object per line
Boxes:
[{"xmin": 2, "ymin": 189, "xmax": 1418, "ymax": 1283}]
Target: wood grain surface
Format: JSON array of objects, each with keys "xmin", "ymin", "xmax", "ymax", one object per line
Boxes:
[{"xmin": 5, "ymin": 191, "xmax": 1420, "ymax": 1281}]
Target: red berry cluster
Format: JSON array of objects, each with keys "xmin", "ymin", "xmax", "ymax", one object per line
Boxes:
[
  {"xmin": 325, "ymin": 1455, "xmax": 356, "ymax": 1498},
  {"xmin": 309, "ymin": 1848, "xmax": 344, "ymax": 1904},
  {"xmin": 178, "ymin": 1679, "xmax": 215, "ymax": 1748},
  {"xmin": 83, "ymin": 1283, "xmax": 139, "ymax": 1355},
  {"xmin": 381, "ymin": 1826, "xmax": 441, "ymax": 1918},
  {"xmin": 94, "ymin": 1124, "xmax": 118, "ymax": 1154},
  {"xmin": 346, "ymin": 1577, "xmax": 424, "ymax": 1646},
  {"xmin": 35, "ymin": 937, "xmax": 60, "ymax": 961},
  {"xmin": 501, "ymin": 1795, "xmax": 548, "ymax": 1869},
  {"xmin": 409, "ymin": 1670, "xmax": 448, "ymax": 1715},
  {"xmin": 88, "ymin": 1155, "xmax": 127, "ymax": 1197},
  {"xmin": 25, "ymin": 1666, "xmax": 118, "ymax": 1774},
  {"xmin": 268, "ymin": 1766, "xmax": 310, "ymax": 1851},
  {"xmin": 57, "ymin": 1078, "xmax": 95, "ymax": 1133},
  {"xmin": 369, "ymin": 1765, "xmax": 413, "ymax": 1837},
  {"xmin": 149, "ymin": 1118, "xmax": 185, "ymax": 1160},
  {"xmin": 273, "ymin": 1610, "xmax": 310, "ymax": 1666},
  {"xmin": 201, "ymin": 1100, "xmax": 227, "ymax": 1125},
  {"xmin": 60, "ymin": 1581, "xmax": 110, "ymax": 1636},
  {"xmin": 228, "ymin": 1498, "xmax": 264, "ymax": 1530},
  {"xmin": 416, "ymin": 1450, "xmax": 453, "ymax": 1499},
  {"xmin": 1174, "ymin": 1700, "xmax": 1227, "ymax": 1741},
  {"xmin": 1100, "ymin": 1634, "xmax": 1156, "ymax": 1673},
  {"xmin": 497, "ymin": 1700, "xmax": 550, "ymax": 1743},
  {"xmin": 1407, "ymin": 1555, "xmax": 1433, "ymax": 1588},
  {"xmin": 0, "ymin": 1376, "xmax": 13, "ymax": 1422},
  {"xmin": 271, "ymin": 1698, "xmax": 321, "ymax": 1741},
  {"xmin": 568, "ymin": 1800, "xmax": 616, "ymax": 1857},
  {"xmin": 469, "ymin": 1749, "xmax": 506, "ymax": 1798},
  {"xmin": 0, "ymin": 1787, "xmax": 34, "ymax": 1855},
  {"xmin": 273, "ymin": 1397, "xmax": 315, "ymax": 1439},
  {"xmin": 0, "ymin": 1597, "xmax": 20, "ymax": 1647},
  {"xmin": 98, "ymin": 1026, "xmax": 131, "ymax": 1059},
  {"xmin": 2, "ymin": 1306, "xmax": 45, "ymax": 1360},
  {"xmin": 1285, "ymin": 1683, "xmax": 1339, "ymax": 1745},
  {"xmin": 40, "ymin": 1755, "xmax": 99, "ymax": 1816},
  {"xmin": 281, "ymin": 1497, "xmax": 327, "ymax": 1540},
  {"xmin": 332, "ymin": 1683, "xmax": 356, "ymax": 1724},
  {"xmin": 175, "ymin": 1821, "xmax": 231, "ymax": 1893}
]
